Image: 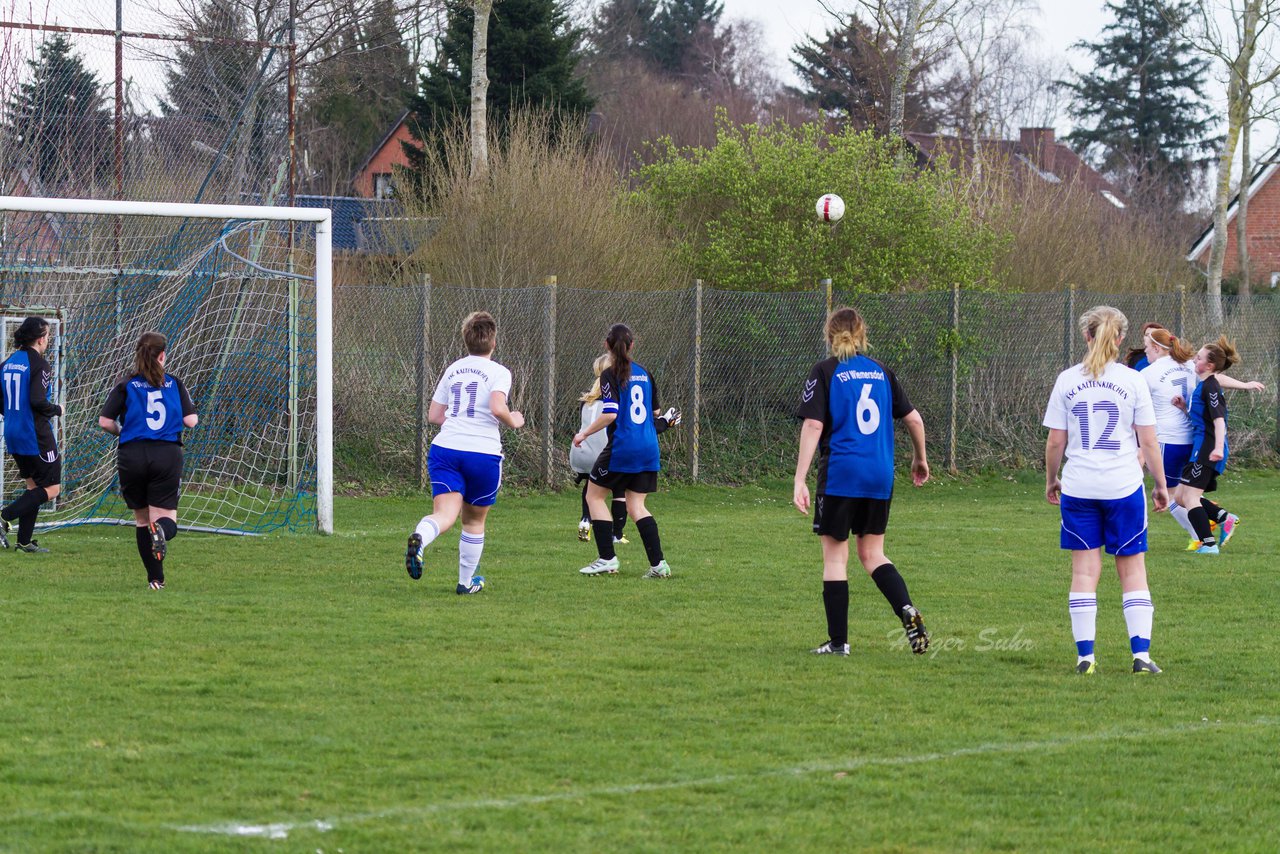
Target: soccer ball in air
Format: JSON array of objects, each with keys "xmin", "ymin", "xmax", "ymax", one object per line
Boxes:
[{"xmin": 816, "ymin": 193, "xmax": 845, "ymax": 222}]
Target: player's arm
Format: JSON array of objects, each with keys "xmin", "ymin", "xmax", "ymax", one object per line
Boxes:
[
  {"xmin": 27, "ymin": 363, "xmax": 61, "ymax": 418},
  {"xmin": 901, "ymin": 408, "xmax": 929, "ymax": 486},
  {"xmin": 490, "ymin": 390, "xmax": 524, "ymax": 429},
  {"xmin": 1216, "ymin": 374, "xmax": 1265, "ymax": 392},
  {"xmin": 98, "ymin": 384, "xmax": 125, "ymax": 435},
  {"xmin": 178, "ymin": 377, "xmax": 198, "ymax": 428},
  {"xmin": 428, "ymin": 400, "xmax": 447, "ymax": 426},
  {"xmin": 1136, "ymin": 423, "xmax": 1168, "ymax": 511},
  {"xmin": 1210, "ymin": 417, "xmax": 1226, "ymax": 461},
  {"xmin": 573, "ymin": 410, "xmax": 615, "ymax": 447},
  {"xmin": 793, "ymin": 418, "xmax": 822, "ymax": 513},
  {"xmin": 1044, "ymin": 428, "xmax": 1067, "ymax": 505}
]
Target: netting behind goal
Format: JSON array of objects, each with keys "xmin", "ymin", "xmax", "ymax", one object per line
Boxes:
[{"xmin": 0, "ymin": 197, "xmax": 333, "ymax": 534}]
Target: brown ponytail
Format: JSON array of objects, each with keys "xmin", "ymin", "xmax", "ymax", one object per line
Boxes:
[
  {"xmin": 135, "ymin": 331, "xmax": 166, "ymax": 388},
  {"xmin": 605, "ymin": 323, "xmax": 633, "ymax": 390}
]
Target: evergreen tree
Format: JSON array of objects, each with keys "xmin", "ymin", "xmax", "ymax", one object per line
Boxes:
[
  {"xmin": 405, "ymin": 0, "xmax": 594, "ymax": 174},
  {"xmin": 587, "ymin": 0, "xmax": 659, "ymax": 61},
  {"xmin": 301, "ymin": 0, "xmax": 415, "ymax": 192},
  {"xmin": 1062, "ymin": 0, "xmax": 1213, "ymax": 206},
  {"xmin": 648, "ymin": 0, "xmax": 727, "ymax": 81},
  {"xmin": 2, "ymin": 35, "xmax": 112, "ymax": 190},
  {"xmin": 789, "ymin": 13, "xmax": 957, "ymax": 135},
  {"xmin": 159, "ymin": 0, "xmax": 286, "ymax": 197}
]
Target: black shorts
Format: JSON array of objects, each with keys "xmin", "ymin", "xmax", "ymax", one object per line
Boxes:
[
  {"xmin": 1179, "ymin": 458, "xmax": 1219, "ymax": 493},
  {"xmin": 12, "ymin": 450, "xmax": 61, "ymax": 489},
  {"xmin": 589, "ymin": 467, "xmax": 658, "ymax": 494},
  {"xmin": 118, "ymin": 440, "xmax": 185, "ymax": 510},
  {"xmin": 813, "ymin": 494, "xmax": 891, "ymax": 541}
]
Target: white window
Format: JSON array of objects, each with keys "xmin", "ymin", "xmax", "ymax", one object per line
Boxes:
[{"xmin": 374, "ymin": 173, "xmax": 395, "ymax": 200}]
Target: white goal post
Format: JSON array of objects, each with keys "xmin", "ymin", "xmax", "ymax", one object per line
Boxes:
[{"xmin": 0, "ymin": 196, "xmax": 333, "ymax": 534}]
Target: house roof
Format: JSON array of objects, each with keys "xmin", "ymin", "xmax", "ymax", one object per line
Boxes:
[
  {"xmin": 1186, "ymin": 150, "xmax": 1280, "ymax": 263},
  {"xmin": 354, "ymin": 110, "xmax": 412, "ymax": 180},
  {"xmin": 290, "ymin": 194, "xmax": 414, "ymax": 253},
  {"xmin": 904, "ymin": 129, "xmax": 1128, "ymax": 208}
]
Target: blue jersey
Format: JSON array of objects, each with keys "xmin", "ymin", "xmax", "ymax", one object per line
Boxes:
[
  {"xmin": 1188, "ymin": 375, "xmax": 1228, "ymax": 473},
  {"xmin": 2, "ymin": 348, "xmax": 59, "ymax": 456},
  {"xmin": 795, "ymin": 354, "xmax": 913, "ymax": 499},
  {"xmin": 599, "ymin": 362, "xmax": 660, "ymax": 472},
  {"xmin": 100, "ymin": 373, "xmax": 197, "ymax": 444}
]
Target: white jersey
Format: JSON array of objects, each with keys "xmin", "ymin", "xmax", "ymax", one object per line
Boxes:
[
  {"xmin": 1140, "ymin": 355, "xmax": 1196, "ymax": 445},
  {"xmin": 431, "ymin": 354, "xmax": 513, "ymax": 456},
  {"xmin": 570, "ymin": 400, "xmax": 606, "ymax": 474},
  {"xmin": 1043, "ymin": 361, "xmax": 1155, "ymax": 500}
]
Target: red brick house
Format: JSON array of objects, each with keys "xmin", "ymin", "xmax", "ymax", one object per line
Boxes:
[
  {"xmin": 905, "ymin": 127, "xmax": 1129, "ymax": 208},
  {"xmin": 0, "ymin": 167, "xmax": 65, "ymax": 263},
  {"xmin": 1186, "ymin": 155, "xmax": 1280, "ymax": 289},
  {"xmin": 353, "ymin": 111, "xmax": 414, "ymax": 199}
]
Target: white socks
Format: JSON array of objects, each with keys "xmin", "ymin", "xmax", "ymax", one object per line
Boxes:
[
  {"xmin": 1123, "ymin": 590, "xmax": 1154, "ymax": 662},
  {"xmin": 1069, "ymin": 592, "xmax": 1097, "ymax": 662},
  {"xmin": 459, "ymin": 530, "xmax": 485, "ymax": 585}
]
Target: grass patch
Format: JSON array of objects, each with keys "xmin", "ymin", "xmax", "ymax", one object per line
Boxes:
[{"xmin": 1, "ymin": 472, "xmax": 1277, "ymax": 850}]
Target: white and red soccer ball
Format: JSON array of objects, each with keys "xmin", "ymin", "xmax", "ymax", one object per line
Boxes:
[{"xmin": 816, "ymin": 193, "xmax": 845, "ymax": 222}]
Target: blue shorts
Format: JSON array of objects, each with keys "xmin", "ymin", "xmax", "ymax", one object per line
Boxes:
[
  {"xmin": 1060, "ymin": 486, "xmax": 1148, "ymax": 556},
  {"xmin": 428, "ymin": 445, "xmax": 502, "ymax": 506},
  {"xmin": 1160, "ymin": 442, "xmax": 1192, "ymax": 488}
]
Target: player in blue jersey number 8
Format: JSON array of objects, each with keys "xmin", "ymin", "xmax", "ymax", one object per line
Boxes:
[
  {"xmin": 1044, "ymin": 306, "xmax": 1168, "ymax": 675},
  {"xmin": 98, "ymin": 331, "xmax": 199, "ymax": 589},
  {"xmin": 573, "ymin": 323, "xmax": 679, "ymax": 578},
  {"xmin": 0, "ymin": 317, "xmax": 64, "ymax": 553},
  {"xmin": 793, "ymin": 307, "xmax": 931, "ymax": 657}
]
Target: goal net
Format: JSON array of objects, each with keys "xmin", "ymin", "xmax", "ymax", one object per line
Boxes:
[{"xmin": 0, "ymin": 197, "xmax": 333, "ymax": 534}]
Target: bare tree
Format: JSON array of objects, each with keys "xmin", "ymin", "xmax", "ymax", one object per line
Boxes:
[
  {"xmin": 1182, "ymin": 0, "xmax": 1280, "ymax": 306},
  {"xmin": 940, "ymin": 0, "xmax": 1037, "ymax": 173},
  {"xmin": 844, "ymin": 0, "xmax": 960, "ymax": 138},
  {"xmin": 470, "ymin": 0, "xmax": 493, "ymax": 181}
]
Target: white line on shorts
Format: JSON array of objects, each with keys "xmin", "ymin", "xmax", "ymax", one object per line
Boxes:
[{"xmin": 174, "ymin": 716, "xmax": 1276, "ymax": 839}]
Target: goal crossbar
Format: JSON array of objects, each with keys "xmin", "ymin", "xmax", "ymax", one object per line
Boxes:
[{"xmin": 0, "ymin": 195, "xmax": 334, "ymax": 534}]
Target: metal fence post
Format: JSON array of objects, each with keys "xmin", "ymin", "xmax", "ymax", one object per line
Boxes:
[
  {"xmin": 1177, "ymin": 281, "xmax": 1186, "ymax": 339},
  {"xmin": 948, "ymin": 283, "xmax": 959, "ymax": 474},
  {"xmin": 691, "ymin": 279, "xmax": 703, "ymax": 480},
  {"xmin": 543, "ymin": 275, "xmax": 557, "ymax": 488},
  {"xmin": 822, "ymin": 278, "xmax": 833, "ymax": 316},
  {"xmin": 1064, "ymin": 283, "xmax": 1076, "ymax": 369},
  {"xmin": 416, "ymin": 274, "xmax": 432, "ymax": 491}
]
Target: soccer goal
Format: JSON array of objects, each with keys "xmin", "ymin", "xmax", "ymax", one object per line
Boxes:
[{"xmin": 0, "ymin": 196, "xmax": 333, "ymax": 535}]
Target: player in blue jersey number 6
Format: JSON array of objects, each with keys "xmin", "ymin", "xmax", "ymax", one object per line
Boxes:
[
  {"xmin": 1044, "ymin": 306, "xmax": 1168, "ymax": 676},
  {"xmin": 793, "ymin": 307, "xmax": 931, "ymax": 657},
  {"xmin": 574, "ymin": 323, "xmax": 680, "ymax": 578},
  {"xmin": 406, "ymin": 311, "xmax": 524, "ymax": 594},
  {"xmin": 0, "ymin": 317, "xmax": 63, "ymax": 553},
  {"xmin": 98, "ymin": 331, "xmax": 199, "ymax": 588}
]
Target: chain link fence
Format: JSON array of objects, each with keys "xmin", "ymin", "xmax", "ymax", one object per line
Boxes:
[{"xmin": 334, "ymin": 282, "xmax": 1280, "ymax": 492}]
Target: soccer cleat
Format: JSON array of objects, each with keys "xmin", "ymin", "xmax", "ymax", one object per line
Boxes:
[
  {"xmin": 1219, "ymin": 514, "xmax": 1239, "ymax": 547},
  {"xmin": 456, "ymin": 575, "xmax": 485, "ymax": 595},
  {"xmin": 1194, "ymin": 543, "xmax": 1220, "ymax": 555},
  {"xmin": 1132, "ymin": 658, "xmax": 1162, "ymax": 674},
  {"xmin": 642, "ymin": 559, "xmax": 671, "ymax": 579},
  {"xmin": 579, "ymin": 557, "xmax": 620, "ymax": 576},
  {"xmin": 148, "ymin": 579, "xmax": 165, "ymax": 590},
  {"xmin": 613, "ymin": 535, "xmax": 630, "ymax": 544},
  {"xmin": 405, "ymin": 533, "xmax": 423, "ymax": 580},
  {"xmin": 810, "ymin": 640, "xmax": 850, "ymax": 656},
  {"xmin": 149, "ymin": 521, "xmax": 167, "ymax": 562},
  {"xmin": 577, "ymin": 519, "xmax": 591, "ymax": 542},
  {"xmin": 1185, "ymin": 538, "xmax": 1201, "ymax": 552},
  {"xmin": 14, "ymin": 540, "xmax": 48, "ymax": 553},
  {"xmin": 900, "ymin": 605, "xmax": 930, "ymax": 654},
  {"xmin": 1075, "ymin": 660, "xmax": 1096, "ymax": 675},
  {"xmin": 0, "ymin": 517, "xmax": 8, "ymax": 549}
]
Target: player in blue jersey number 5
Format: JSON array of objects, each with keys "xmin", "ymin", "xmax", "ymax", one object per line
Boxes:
[
  {"xmin": 406, "ymin": 311, "xmax": 524, "ymax": 594},
  {"xmin": 793, "ymin": 307, "xmax": 931, "ymax": 657},
  {"xmin": 1044, "ymin": 306, "xmax": 1168, "ymax": 676},
  {"xmin": 98, "ymin": 331, "xmax": 199, "ymax": 589},
  {"xmin": 1, "ymin": 317, "xmax": 63, "ymax": 553}
]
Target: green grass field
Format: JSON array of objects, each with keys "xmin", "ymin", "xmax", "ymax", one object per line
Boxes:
[{"xmin": 2, "ymin": 471, "xmax": 1278, "ymax": 852}]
